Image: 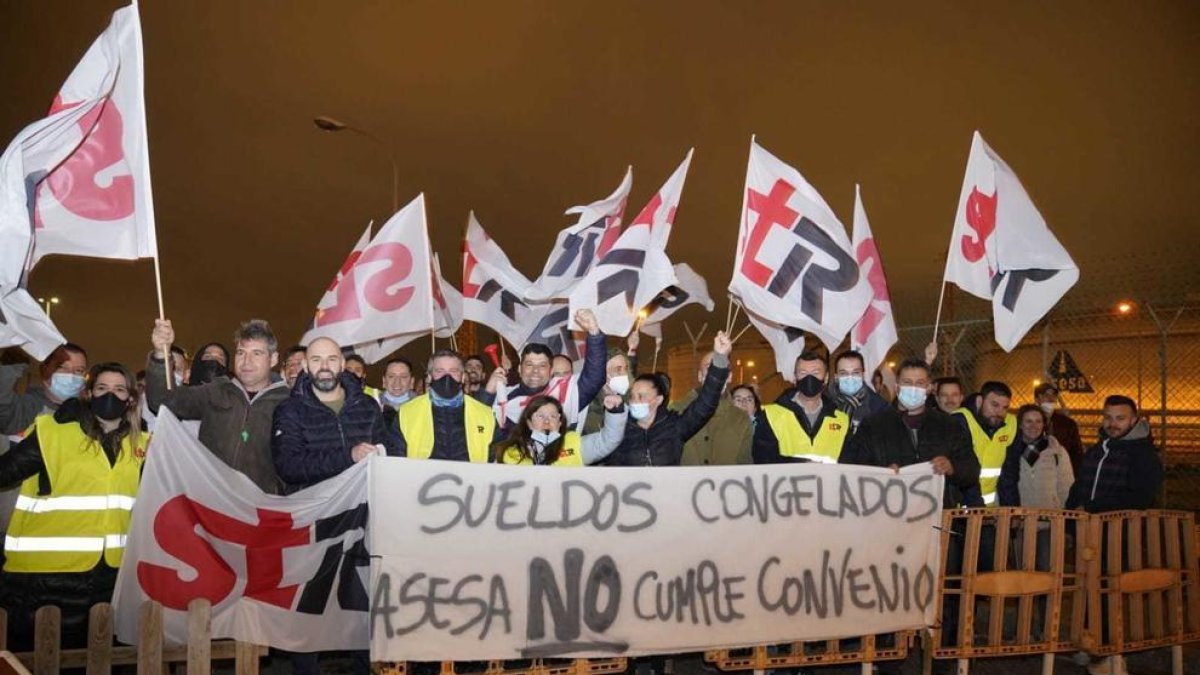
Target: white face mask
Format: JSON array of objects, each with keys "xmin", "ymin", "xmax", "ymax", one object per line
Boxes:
[
  {"xmin": 607, "ymin": 375, "xmax": 630, "ymax": 396},
  {"xmin": 1039, "ymin": 401, "xmax": 1056, "ymax": 415},
  {"xmin": 531, "ymin": 430, "xmax": 561, "ymax": 446},
  {"xmin": 628, "ymin": 402, "xmax": 652, "ymax": 420}
]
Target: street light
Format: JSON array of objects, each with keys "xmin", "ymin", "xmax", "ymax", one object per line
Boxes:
[
  {"xmin": 313, "ymin": 115, "xmax": 400, "ymax": 213},
  {"xmin": 1115, "ymin": 300, "xmax": 1135, "ymax": 316},
  {"xmin": 37, "ymin": 296, "xmax": 60, "ymax": 319}
]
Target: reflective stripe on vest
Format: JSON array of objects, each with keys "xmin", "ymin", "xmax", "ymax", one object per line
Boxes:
[
  {"xmin": 501, "ymin": 432, "xmax": 584, "ymax": 466},
  {"xmin": 761, "ymin": 404, "xmax": 850, "ymax": 463},
  {"xmin": 398, "ymin": 394, "xmax": 494, "ymax": 463},
  {"xmin": 4, "ymin": 415, "xmax": 145, "ymax": 573},
  {"xmin": 955, "ymin": 409, "xmax": 1016, "ymax": 507},
  {"xmin": 14, "ymin": 494, "xmax": 136, "ymax": 512},
  {"xmin": 4, "ymin": 534, "xmax": 127, "ymax": 552}
]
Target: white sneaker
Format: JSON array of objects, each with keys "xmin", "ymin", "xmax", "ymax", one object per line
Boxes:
[{"xmin": 1086, "ymin": 654, "xmax": 1127, "ymax": 675}]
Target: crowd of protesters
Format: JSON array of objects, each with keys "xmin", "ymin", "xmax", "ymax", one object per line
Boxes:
[{"xmin": 0, "ymin": 315, "xmax": 1165, "ymax": 675}]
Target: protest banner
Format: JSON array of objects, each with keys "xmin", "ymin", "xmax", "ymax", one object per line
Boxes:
[
  {"xmin": 368, "ymin": 458, "xmax": 944, "ymax": 661},
  {"xmin": 113, "ymin": 410, "xmax": 370, "ymax": 651}
]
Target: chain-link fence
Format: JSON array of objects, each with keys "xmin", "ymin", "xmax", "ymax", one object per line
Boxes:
[{"xmin": 889, "ymin": 256, "xmax": 1200, "ymax": 510}]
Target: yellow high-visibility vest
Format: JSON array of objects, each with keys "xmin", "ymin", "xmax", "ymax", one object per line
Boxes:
[
  {"xmin": 955, "ymin": 409, "xmax": 1016, "ymax": 506},
  {"xmin": 398, "ymin": 394, "xmax": 494, "ymax": 463},
  {"xmin": 4, "ymin": 415, "xmax": 146, "ymax": 573},
  {"xmin": 762, "ymin": 404, "xmax": 850, "ymax": 463},
  {"xmin": 500, "ymin": 431, "xmax": 584, "ymax": 466}
]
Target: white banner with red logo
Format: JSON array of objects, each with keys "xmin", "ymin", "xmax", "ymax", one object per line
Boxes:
[
  {"xmin": 525, "ymin": 168, "xmax": 631, "ymax": 302},
  {"xmin": 368, "ymin": 456, "xmax": 944, "ymax": 661},
  {"xmin": 1, "ymin": 4, "xmax": 155, "ymax": 359},
  {"xmin": 301, "ymin": 194, "xmax": 434, "ymax": 351},
  {"xmin": 113, "ymin": 409, "xmax": 369, "ymax": 651},
  {"xmin": 464, "ymin": 212, "xmax": 543, "ymax": 350},
  {"xmin": 849, "ymin": 186, "xmax": 897, "ymax": 380},
  {"xmin": 640, "ymin": 263, "xmax": 715, "ymax": 339},
  {"xmin": 568, "ymin": 151, "xmax": 691, "ymax": 337},
  {"xmin": 31, "ymin": 3, "xmax": 157, "ymax": 265},
  {"xmin": 944, "ymin": 132, "xmax": 1078, "ymax": 351},
  {"xmin": 728, "ymin": 139, "xmax": 870, "ymax": 351}
]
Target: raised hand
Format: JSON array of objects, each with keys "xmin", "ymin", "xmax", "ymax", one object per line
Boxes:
[
  {"xmin": 713, "ymin": 330, "xmax": 732, "ymax": 357},
  {"xmin": 575, "ymin": 308, "xmax": 600, "ymax": 336},
  {"xmin": 151, "ymin": 319, "xmax": 175, "ymax": 352}
]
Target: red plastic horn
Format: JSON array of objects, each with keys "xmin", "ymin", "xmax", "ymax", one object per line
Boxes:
[{"xmin": 483, "ymin": 343, "xmax": 501, "ymax": 367}]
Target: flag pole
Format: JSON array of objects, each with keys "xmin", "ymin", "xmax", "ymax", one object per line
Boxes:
[
  {"xmin": 929, "ymin": 280, "xmax": 948, "ymax": 364},
  {"xmin": 728, "ymin": 300, "xmax": 742, "ymax": 336},
  {"xmin": 153, "ymin": 253, "xmax": 172, "ymax": 390},
  {"xmin": 724, "ymin": 298, "xmax": 734, "ymax": 334},
  {"xmin": 652, "ymin": 337, "xmax": 661, "ymax": 372}
]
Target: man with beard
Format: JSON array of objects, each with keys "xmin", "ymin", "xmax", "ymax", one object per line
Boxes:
[
  {"xmin": 753, "ymin": 351, "xmax": 851, "ymax": 464},
  {"xmin": 397, "ymin": 350, "xmax": 497, "ymax": 462},
  {"xmin": 270, "ymin": 336, "xmax": 401, "ymax": 674},
  {"xmin": 954, "ymin": 381, "xmax": 1016, "ymax": 506},
  {"xmin": 463, "ymin": 354, "xmax": 487, "ymax": 395}
]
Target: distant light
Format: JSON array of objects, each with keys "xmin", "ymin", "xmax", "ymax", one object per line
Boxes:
[
  {"xmin": 746, "ymin": 360, "xmax": 755, "ymax": 368},
  {"xmin": 1115, "ymin": 301, "xmax": 1134, "ymax": 315},
  {"xmin": 637, "ymin": 309, "xmax": 649, "ymax": 319},
  {"xmin": 314, "ymin": 116, "xmax": 348, "ymax": 132},
  {"xmin": 887, "ymin": 361, "xmax": 896, "ymax": 368},
  {"xmin": 49, "ymin": 297, "xmax": 59, "ymax": 304},
  {"xmin": 1033, "ymin": 379, "xmax": 1042, "ymax": 386}
]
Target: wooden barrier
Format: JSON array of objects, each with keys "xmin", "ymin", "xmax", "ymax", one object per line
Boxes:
[
  {"xmin": 704, "ymin": 631, "xmax": 914, "ymax": 672},
  {"xmin": 931, "ymin": 507, "xmax": 1089, "ymax": 660},
  {"xmin": 0, "ymin": 599, "xmax": 266, "ymax": 674},
  {"xmin": 374, "ymin": 658, "xmax": 628, "ymax": 675},
  {"xmin": 1083, "ymin": 510, "xmax": 1200, "ymax": 655}
]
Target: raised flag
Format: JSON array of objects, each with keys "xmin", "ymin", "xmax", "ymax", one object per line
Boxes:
[
  {"xmin": 524, "ymin": 167, "xmax": 631, "ymax": 302},
  {"xmin": 742, "ymin": 306, "xmax": 809, "ymax": 381},
  {"xmin": 943, "ymin": 132, "xmax": 1078, "ymax": 351},
  {"xmin": 348, "ymin": 250, "xmax": 463, "ymax": 364},
  {"xmin": 729, "ymin": 139, "xmax": 871, "ymax": 351},
  {"xmin": 849, "ymin": 186, "xmax": 897, "ymax": 381},
  {"xmin": 568, "ymin": 151, "xmax": 692, "ymax": 336},
  {"xmin": 300, "ymin": 194, "xmax": 434, "ymax": 350},
  {"xmin": 463, "ymin": 212, "xmax": 541, "ymax": 349},
  {"xmin": 639, "ymin": 263, "xmax": 714, "ymax": 339},
  {"xmin": 32, "ymin": 4, "xmax": 157, "ymax": 264}
]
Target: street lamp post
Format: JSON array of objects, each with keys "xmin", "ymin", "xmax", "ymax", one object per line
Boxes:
[
  {"xmin": 313, "ymin": 115, "xmax": 400, "ymax": 213},
  {"xmin": 37, "ymin": 296, "xmax": 60, "ymax": 319}
]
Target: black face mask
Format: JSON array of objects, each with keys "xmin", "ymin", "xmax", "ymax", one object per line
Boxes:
[
  {"xmin": 190, "ymin": 360, "xmax": 227, "ymax": 385},
  {"xmin": 797, "ymin": 374, "xmax": 825, "ymax": 398},
  {"xmin": 430, "ymin": 374, "xmax": 462, "ymax": 399},
  {"xmin": 91, "ymin": 392, "xmax": 128, "ymax": 422}
]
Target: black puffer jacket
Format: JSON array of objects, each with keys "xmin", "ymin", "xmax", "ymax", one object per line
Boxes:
[
  {"xmin": 840, "ymin": 404, "xmax": 981, "ymax": 508},
  {"xmin": 271, "ymin": 371, "xmax": 403, "ymax": 492},
  {"xmin": 603, "ymin": 358, "xmax": 728, "ymax": 467}
]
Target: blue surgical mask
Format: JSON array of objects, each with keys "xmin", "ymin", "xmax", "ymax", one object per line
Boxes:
[
  {"xmin": 837, "ymin": 375, "xmax": 864, "ymax": 396},
  {"xmin": 531, "ymin": 430, "xmax": 561, "ymax": 446},
  {"xmin": 49, "ymin": 373, "xmax": 86, "ymax": 400},
  {"xmin": 628, "ymin": 402, "xmax": 652, "ymax": 420},
  {"xmin": 382, "ymin": 391, "xmax": 412, "ymax": 407},
  {"xmin": 897, "ymin": 385, "xmax": 927, "ymax": 410}
]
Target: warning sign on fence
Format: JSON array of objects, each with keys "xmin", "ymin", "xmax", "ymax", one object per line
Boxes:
[{"xmin": 1049, "ymin": 350, "xmax": 1093, "ymax": 393}]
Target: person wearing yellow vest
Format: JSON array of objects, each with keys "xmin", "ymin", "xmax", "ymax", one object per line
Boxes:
[
  {"xmin": 954, "ymin": 381, "xmax": 1016, "ymax": 507},
  {"xmin": 753, "ymin": 351, "xmax": 851, "ymax": 464},
  {"xmin": 491, "ymin": 394, "xmax": 626, "ymax": 466},
  {"xmin": 0, "ymin": 362, "xmax": 146, "ymax": 651},
  {"xmin": 397, "ymin": 350, "xmax": 498, "ymax": 462}
]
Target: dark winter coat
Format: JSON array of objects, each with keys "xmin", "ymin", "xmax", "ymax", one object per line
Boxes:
[
  {"xmin": 145, "ymin": 356, "xmax": 289, "ymax": 494},
  {"xmin": 603, "ymin": 358, "xmax": 728, "ymax": 466},
  {"xmin": 1066, "ymin": 419, "xmax": 1162, "ymax": 513},
  {"xmin": 840, "ymin": 404, "xmax": 981, "ymax": 508},
  {"xmin": 272, "ymin": 370, "xmax": 404, "ymax": 492}
]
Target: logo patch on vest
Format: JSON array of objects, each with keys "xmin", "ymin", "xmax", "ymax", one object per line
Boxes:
[
  {"xmin": 134, "ymin": 446, "xmax": 147, "ymax": 459},
  {"xmin": 476, "ymin": 425, "xmax": 485, "ymax": 434},
  {"xmin": 998, "ymin": 435, "xmax": 1010, "ymax": 443},
  {"xmin": 829, "ymin": 423, "xmax": 843, "ymax": 431}
]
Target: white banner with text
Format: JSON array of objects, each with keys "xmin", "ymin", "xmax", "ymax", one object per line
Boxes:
[{"xmin": 368, "ymin": 458, "xmax": 944, "ymax": 661}]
